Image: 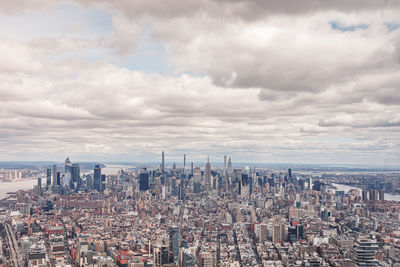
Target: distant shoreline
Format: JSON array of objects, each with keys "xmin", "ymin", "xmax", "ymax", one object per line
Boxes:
[{"xmin": 0, "ymin": 178, "xmax": 37, "ymax": 183}]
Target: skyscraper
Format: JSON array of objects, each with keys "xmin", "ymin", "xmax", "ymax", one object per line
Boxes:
[
  {"xmin": 162, "ymin": 151, "xmax": 165, "ymax": 175},
  {"xmin": 169, "ymin": 226, "xmax": 180, "ymax": 264},
  {"xmin": 52, "ymin": 164, "xmax": 57, "ymax": 188},
  {"xmin": 37, "ymin": 177, "xmax": 42, "ymax": 195},
  {"xmin": 46, "ymin": 168, "xmax": 51, "ymax": 189},
  {"xmin": 181, "ymin": 248, "xmax": 196, "ymax": 267},
  {"xmin": 205, "ymin": 156, "xmax": 211, "ymax": 190},
  {"xmin": 86, "ymin": 175, "xmax": 92, "ymax": 190},
  {"xmin": 139, "ymin": 172, "xmax": 150, "ymax": 191},
  {"xmin": 56, "ymin": 172, "xmax": 61, "ymax": 186},
  {"xmin": 378, "ymin": 190, "xmax": 384, "ymax": 201},
  {"xmin": 249, "ymin": 176, "xmax": 253, "ymax": 196},
  {"xmin": 354, "ymin": 215, "xmax": 359, "ymax": 229},
  {"xmin": 94, "ymin": 165, "xmax": 101, "ymax": 192},
  {"xmin": 71, "ymin": 163, "xmax": 80, "ymax": 190},
  {"xmin": 296, "ymin": 224, "xmax": 304, "ymax": 240},
  {"xmin": 101, "ymin": 174, "xmax": 106, "ymax": 191},
  {"xmin": 224, "ymin": 155, "xmax": 227, "ymax": 172},
  {"xmin": 65, "ymin": 157, "xmax": 72, "ymax": 172},
  {"xmin": 362, "ymin": 190, "xmax": 368, "ymax": 201},
  {"xmin": 227, "ymin": 157, "xmax": 232, "ymax": 175},
  {"xmin": 153, "ymin": 245, "xmax": 169, "ymax": 267},
  {"xmin": 272, "ymin": 223, "xmax": 284, "ymax": 243}
]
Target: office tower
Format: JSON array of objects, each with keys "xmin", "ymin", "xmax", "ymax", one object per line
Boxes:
[
  {"xmin": 184, "ymin": 154, "xmax": 186, "ymax": 171},
  {"xmin": 37, "ymin": 177, "xmax": 42, "ymax": 195},
  {"xmin": 64, "ymin": 157, "xmax": 72, "ymax": 188},
  {"xmin": 241, "ymin": 173, "xmax": 248, "ymax": 186},
  {"xmin": 172, "ymin": 178, "xmax": 178, "ymax": 196},
  {"xmin": 298, "ymin": 179, "xmax": 305, "ymax": 191},
  {"xmin": 258, "ymin": 177, "xmax": 263, "ymax": 187},
  {"xmin": 369, "ymin": 189, "xmax": 380, "ymax": 201},
  {"xmin": 378, "ymin": 190, "xmax": 384, "ymax": 201},
  {"xmin": 224, "ymin": 155, "xmax": 227, "ymax": 169},
  {"xmin": 153, "ymin": 245, "xmax": 169, "ymax": 267},
  {"xmin": 65, "ymin": 157, "xmax": 72, "ymax": 172},
  {"xmin": 191, "ymin": 162, "xmax": 194, "ymax": 176},
  {"xmin": 205, "ymin": 157, "xmax": 211, "ymax": 190},
  {"xmin": 71, "ymin": 163, "xmax": 80, "ymax": 190},
  {"xmin": 217, "ymin": 175, "xmax": 222, "ymax": 190},
  {"xmin": 52, "ymin": 164, "xmax": 57, "ymax": 187},
  {"xmin": 373, "ymin": 219, "xmax": 378, "ymax": 231},
  {"xmin": 227, "ymin": 157, "xmax": 232, "ymax": 175},
  {"xmin": 259, "ymin": 224, "xmax": 269, "ymax": 242},
  {"xmin": 362, "ymin": 190, "xmax": 368, "ymax": 201},
  {"xmin": 288, "ymin": 168, "xmax": 296, "ymax": 185},
  {"xmin": 86, "ymin": 175, "xmax": 93, "ymax": 190},
  {"xmin": 272, "ymin": 223, "xmax": 284, "ymax": 243},
  {"xmin": 307, "ymin": 177, "xmax": 312, "ymax": 190},
  {"xmin": 194, "ymin": 182, "xmax": 201, "ymax": 194},
  {"xmin": 101, "ymin": 174, "xmax": 106, "ymax": 191},
  {"xmin": 288, "ymin": 206, "xmax": 299, "ymax": 220},
  {"xmin": 178, "ymin": 183, "xmax": 185, "ymax": 200},
  {"xmin": 212, "ymin": 176, "xmax": 216, "ymax": 190},
  {"xmin": 181, "ymin": 248, "xmax": 196, "ymax": 267},
  {"xmin": 354, "ymin": 239, "xmax": 378, "ymax": 266},
  {"xmin": 56, "ymin": 172, "xmax": 61, "ymax": 185},
  {"xmin": 94, "ymin": 165, "xmax": 101, "ymax": 192},
  {"xmin": 296, "ymin": 224, "xmax": 304, "ymax": 240},
  {"xmin": 288, "ymin": 226, "xmax": 297, "ymax": 242},
  {"xmin": 139, "ymin": 172, "xmax": 149, "ymax": 191},
  {"xmin": 169, "ymin": 226, "xmax": 180, "ymax": 264},
  {"xmin": 46, "ymin": 168, "xmax": 51, "ymax": 189},
  {"xmin": 369, "ymin": 189, "xmax": 375, "ymax": 201},
  {"xmin": 153, "ymin": 246, "xmax": 162, "ymax": 267},
  {"xmin": 354, "ymin": 215, "xmax": 359, "ymax": 229},
  {"xmin": 162, "ymin": 151, "xmax": 165, "ymax": 175}
]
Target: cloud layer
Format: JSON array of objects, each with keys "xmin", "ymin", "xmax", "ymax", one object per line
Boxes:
[{"xmin": 0, "ymin": 1, "xmax": 399, "ymax": 165}]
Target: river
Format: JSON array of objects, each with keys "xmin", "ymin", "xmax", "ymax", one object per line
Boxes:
[
  {"xmin": 332, "ymin": 183, "xmax": 400, "ymax": 202},
  {"xmin": 0, "ymin": 164, "xmax": 135, "ymax": 200},
  {"xmin": 0, "ymin": 179, "xmax": 38, "ymax": 199}
]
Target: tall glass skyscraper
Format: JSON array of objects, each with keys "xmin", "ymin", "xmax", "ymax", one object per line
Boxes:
[
  {"xmin": 46, "ymin": 168, "xmax": 51, "ymax": 189},
  {"xmin": 139, "ymin": 172, "xmax": 149, "ymax": 191},
  {"xmin": 169, "ymin": 226, "xmax": 180, "ymax": 264},
  {"xmin": 94, "ymin": 165, "xmax": 101, "ymax": 192}
]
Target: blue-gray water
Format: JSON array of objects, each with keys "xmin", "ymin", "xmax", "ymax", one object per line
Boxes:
[
  {"xmin": 0, "ymin": 179, "xmax": 38, "ymax": 199},
  {"xmin": 332, "ymin": 183, "xmax": 400, "ymax": 202}
]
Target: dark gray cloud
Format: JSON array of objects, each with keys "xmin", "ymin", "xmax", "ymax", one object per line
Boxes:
[{"xmin": 72, "ymin": 0, "xmax": 398, "ymax": 21}]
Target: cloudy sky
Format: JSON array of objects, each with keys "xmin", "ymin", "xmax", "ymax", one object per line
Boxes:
[{"xmin": 0, "ymin": 0, "xmax": 399, "ymax": 166}]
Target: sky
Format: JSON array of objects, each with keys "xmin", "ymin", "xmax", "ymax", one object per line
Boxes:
[{"xmin": 0, "ymin": 0, "xmax": 399, "ymax": 166}]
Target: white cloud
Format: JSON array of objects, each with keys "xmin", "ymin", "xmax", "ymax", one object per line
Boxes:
[{"xmin": 0, "ymin": 1, "xmax": 399, "ymax": 165}]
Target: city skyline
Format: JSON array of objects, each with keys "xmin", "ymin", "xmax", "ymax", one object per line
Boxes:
[{"xmin": 1, "ymin": 1, "xmax": 400, "ymax": 165}]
